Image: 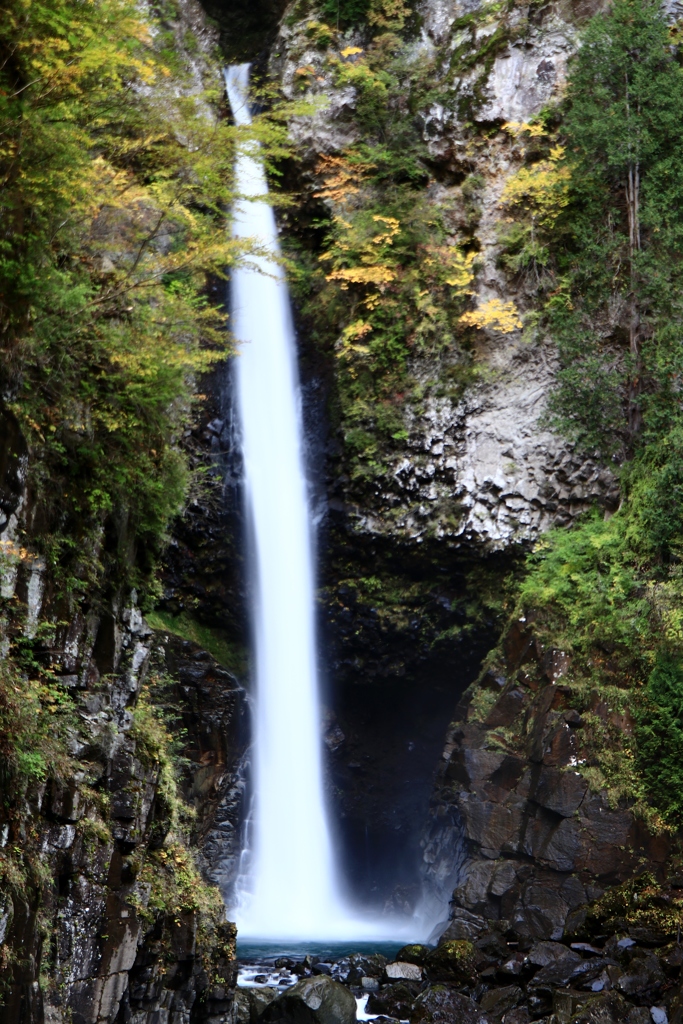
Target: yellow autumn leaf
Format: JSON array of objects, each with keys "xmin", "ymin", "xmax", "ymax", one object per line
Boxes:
[
  {"xmin": 342, "ymin": 319, "xmax": 373, "ymax": 342},
  {"xmin": 340, "ymin": 46, "xmax": 364, "ymax": 57},
  {"xmin": 326, "ymin": 266, "xmax": 396, "ymax": 286},
  {"xmin": 459, "ymin": 298, "xmax": 522, "ymax": 334},
  {"xmin": 502, "ymin": 121, "xmax": 547, "ymax": 138}
]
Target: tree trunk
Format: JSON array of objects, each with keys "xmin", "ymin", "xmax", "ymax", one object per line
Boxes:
[{"xmin": 626, "ymin": 161, "xmax": 642, "ymax": 437}]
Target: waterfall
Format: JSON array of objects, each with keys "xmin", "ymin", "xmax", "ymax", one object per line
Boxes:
[
  {"xmin": 225, "ymin": 64, "xmax": 421, "ymax": 943},
  {"xmin": 225, "ymin": 63, "xmax": 344, "ymax": 940}
]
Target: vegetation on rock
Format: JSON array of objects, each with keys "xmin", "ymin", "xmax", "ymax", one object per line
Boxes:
[
  {"xmin": 284, "ymin": 19, "xmax": 483, "ymax": 486},
  {"xmin": 0, "ymin": 0, "xmax": 294, "ymax": 603},
  {"xmin": 497, "ymin": 0, "xmax": 683, "ymax": 829}
]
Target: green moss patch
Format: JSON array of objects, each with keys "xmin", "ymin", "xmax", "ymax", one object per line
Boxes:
[{"xmin": 146, "ymin": 610, "xmax": 247, "ymax": 676}]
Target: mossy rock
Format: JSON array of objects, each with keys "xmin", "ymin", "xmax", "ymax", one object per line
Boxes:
[
  {"xmin": 578, "ymin": 873, "xmax": 683, "ymax": 944},
  {"xmin": 424, "ymin": 940, "xmax": 476, "ymax": 984},
  {"xmin": 395, "ymin": 944, "xmax": 432, "ymax": 966},
  {"xmin": 261, "ymin": 976, "xmax": 356, "ymax": 1024}
]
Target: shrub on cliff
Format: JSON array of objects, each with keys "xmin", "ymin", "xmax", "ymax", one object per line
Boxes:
[
  {"xmin": 0, "ymin": 0, "xmax": 293, "ymax": 600},
  {"xmin": 500, "ymin": 0, "xmax": 683, "ymax": 829}
]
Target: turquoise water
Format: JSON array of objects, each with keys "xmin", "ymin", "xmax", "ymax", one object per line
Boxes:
[{"xmin": 236, "ymin": 940, "xmax": 407, "ymax": 962}]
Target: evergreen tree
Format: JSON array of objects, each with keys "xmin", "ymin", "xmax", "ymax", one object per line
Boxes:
[{"xmin": 551, "ymin": 0, "xmax": 683, "ymax": 448}]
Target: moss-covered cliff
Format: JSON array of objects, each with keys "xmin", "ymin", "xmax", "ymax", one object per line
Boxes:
[{"xmin": 0, "ymin": 0, "xmax": 252, "ymax": 1018}]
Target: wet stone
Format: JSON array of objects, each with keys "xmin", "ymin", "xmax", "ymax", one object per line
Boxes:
[{"xmin": 260, "ymin": 975, "xmax": 357, "ymax": 1024}]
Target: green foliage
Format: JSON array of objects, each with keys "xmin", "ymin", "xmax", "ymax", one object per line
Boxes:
[
  {"xmin": 125, "ymin": 683, "xmax": 230, "ymax": 974},
  {"xmin": 499, "ymin": 0, "xmax": 683, "ymax": 456},
  {"xmin": 320, "ymin": 0, "xmax": 409, "ymax": 29},
  {"xmin": 0, "ymin": 0, "xmax": 293, "ymax": 598},
  {"xmin": 136, "ymin": 840, "xmax": 224, "ymax": 921},
  {"xmin": 321, "ymin": 0, "xmax": 371, "ymax": 26},
  {"xmin": 0, "ymin": 635, "xmax": 78, "ymax": 901},
  {"xmin": 578, "ymin": 872, "xmax": 683, "ymax": 940},
  {"xmin": 636, "ymin": 654, "xmax": 683, "ymax": 824},
  {"xmin": 519, "ymin": 511, "xmax": 649, "ymax": 656},
  {"xmin": 289, "ymin": 39, "xmax": 480, "ymax": 482},
  {"xmin": 146, "ymin": 609, "xmax": 247, "ymax": 675},
  {"xmin": 493, "ymin": 2, "xmax": 683, "ymax": 827},
  {"xmin": 130, "ymin": 683, "xmax": 185, "ymax": 831},
  {"xmin": 516, "ymin": 457, "xmax": 683, "ymax": 824},
  {"xmin": 0, "ymin": 659, "xmax": 75, "ymax": 808}
]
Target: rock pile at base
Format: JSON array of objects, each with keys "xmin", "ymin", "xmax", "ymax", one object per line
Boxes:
[{"xmin": 235, "ymin": 926, "xmax": 683, "ymax": 1024}]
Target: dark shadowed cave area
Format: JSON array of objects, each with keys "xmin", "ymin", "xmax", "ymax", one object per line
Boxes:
[
  {"xmin": 198, "ymin": 0, "xmax": 292, "ymax": 62},
  {"xmin": 327, "ymin": 635, "xmax": 495, "ymax": 910}
]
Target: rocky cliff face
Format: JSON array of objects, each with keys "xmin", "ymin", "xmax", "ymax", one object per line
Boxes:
[
  {"xmin": 259, "ymin": 0, "xmax": 672, "ymax": 946},
  {"xmin": 422, "ymin": 616, "xmax": 670, "ymax": 943},
  {"xmin": 0, "ymin": 417, "xmax": 242, "ymax": 1024},
  {"xmin": 271, "ymin": 0, "xmax": 618, "ymax": 553},
  {"xmin": 0, "ymin": 0, "xmax": 248, "ymax": 1017}
]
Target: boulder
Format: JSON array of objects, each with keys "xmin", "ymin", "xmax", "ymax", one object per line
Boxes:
[
  {"xmin": 534, "ymin": 767, "xmax": 587, "ymax": 817},
  {"xmin": 395, "ymin": 944, "xmax": 432, "ymax": 966},
  {"xmin": 385, "ymin": 962, "xmax": 422, "ymax": 982},
  {"xmin": 410, "ymin": 986, "xmax": 492, "ymax": 1024},
  {"xmin": 425, "ymin": 940, "xmax": 477, "ymax": 984},
  {"xmin": 527, "ymin": 941, "xmax": 573, "ymax": 968},
  {"xmin": 616, "ymin": 953, "xmax": 665, "ymax": 1002},
  {"xmin": 232, "ymin": 989, "xmax": 252, "ymax": 1024},
  {"xmin": 527, "ymin": 950, "xmax": 583, "ymax": 994},
  {"xmin": 232, "ymin": 988, "xmax": 279, "ymax": 1024},
  {"xmin": 260, "ymin": 976, "xmax": 356, "ymax": 1024},
  {"xmin": 503, "ymin": 1010, "xmax": 530, "ymax": 1024},
  {"xmin": 332, "ymin": 953, "xmax": 387, "ymax": 985},
  {"xmin": 567, "ymin": 991, "xmax": 653, "ymax": 1023},
  {"xmin": 367, "ymin": 981, "xmax": 421, "ymax": 1019},
  {"xmin": 439, "ymin": 908, "xmax": 488, "ymax": 942},
  {"xmin": 478, "ymin": 984, "xmax": 522, "ymax": 1015},
  {"xmin": 360, "ymin": 977, "xmax": 379, "ymax": 990}
]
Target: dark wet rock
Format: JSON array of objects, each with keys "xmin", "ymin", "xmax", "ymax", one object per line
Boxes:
[
  {"xmin": 478, "ymin": 983, "xmax": 522, "ymax": 1016},
  {"xmin": 475, "ymin": 932, "xmax": 511, "ymax": 963},
  {"xmin": 527, "ymin": 951, "xmax": 584, "ymax": 1008},
  {"xmin": 425, "ymin": 939, "xmax": 477, "ymax": 984},
  {"xmin": 485, "ymin": 688, "xmax": 526, "ymax": 728},
  {"xmin": 616, "ymin": 952, "xmax": 665, "ymax": 1001},
  {"xmin": 572, "ymin": 943, "xmax": 604, "ymax": 957},
  {"xmin": 567, "ymin": 990, "xmax": 652, "ymax": 1023},
  {"xmin": 528, "ymin": 950, "xmax": 604, "ymax": 995},
  {"xmin": 233, "ymin": 987, "xmax": 279, "ymax": 1024},
  {"xmin": 410, "ymin": 985, "xmax": 492, "ymax": 1024},
  {"xmin": 570, "ymin": 956, "xmax": 618, "ymax": 988},
  {"xmin": 534, "ymin": 766, "xmax": 588, "ymax": 817},
  {"xmin": 331, "ymin": 953, "xmax": 387, "ymax": 985},
  {"xmin": 502, "ymin": 1010, "xmax": 530, "ymax": 1024},
  {"xmin": 660, "ymin": 942, "xmax": 683, "ymax": 978},
  {"xmin": 260, "ymin": 976, "xmax": 357, "ymax": 1024},
  {"xmin": 528, "ymin": 940, "xmax": 574, "ymax": 968},
  {"xmin": 422, "ymin": 622, "xmax": 670, "ymax": 948},
  {"xmin": 497, "ymin": 952, "xmax": 526, "ymax": 978},
  {"xmin": 367, "ymin": 981, "xmax": 422, "ymax": 1019},
  {"xmin": 439, "ymin": 907, "xmax": 488, "ymax": 942}
]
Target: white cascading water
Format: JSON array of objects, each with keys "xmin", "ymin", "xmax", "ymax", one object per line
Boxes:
[
  {"xmin": 225, "ymin": 64, "xmax": 422, "ymax": 943},
  {"xmin": 226, "ymin": 63, "xmax": 347, "ymax": 940}
]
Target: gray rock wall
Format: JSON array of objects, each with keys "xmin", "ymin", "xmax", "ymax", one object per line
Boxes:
[
  {"xmin": 421, "ymin": 618, "xmax": 669, "ymax": 945},
  {"xmin": 271, "ymin": 0, "xmax": 617, "ymax": 552}
]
